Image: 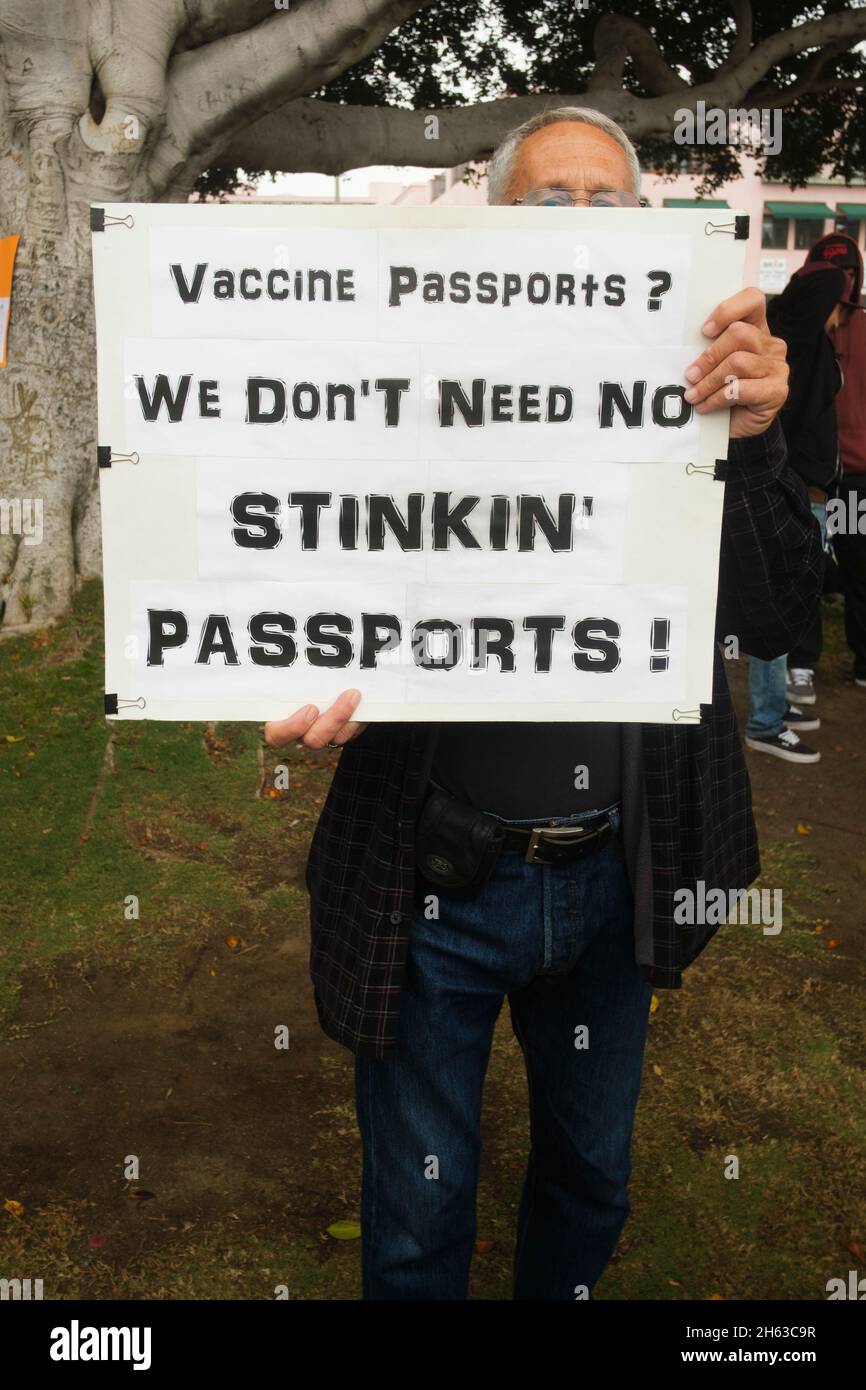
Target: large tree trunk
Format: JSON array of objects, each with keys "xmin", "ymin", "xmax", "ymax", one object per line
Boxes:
[{"xmin": 0, "ymin": 122, "xmax": 103, "ymax": 629}]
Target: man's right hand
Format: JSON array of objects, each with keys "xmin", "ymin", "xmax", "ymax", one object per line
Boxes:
[{"xmin": 264, "ymin": 688, "xmax": 367, "ymax": 750}]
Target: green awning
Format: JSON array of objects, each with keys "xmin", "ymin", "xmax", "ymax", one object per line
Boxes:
[
  {"xmin": 765, "ymin": 201, "xmax": 834, "ymax": 219},
  {"xmin": 663, "ymin": 198, "xmax": 729, "ymax": 207},
  {"xmin": 836, "ymin": 203, "xmax": 866, "ymax": 220}
]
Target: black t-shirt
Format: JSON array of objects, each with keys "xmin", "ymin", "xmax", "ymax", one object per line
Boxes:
[{"xmin": 429, "ymin": 721, "xmax": 622, "ymax": 820}]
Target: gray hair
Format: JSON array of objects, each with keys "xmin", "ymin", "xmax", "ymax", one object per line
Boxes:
[{"xmin": 486, "ymin": 106, "xmax": 642, "ymax": 205}]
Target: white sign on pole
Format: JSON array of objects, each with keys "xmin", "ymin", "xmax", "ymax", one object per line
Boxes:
[
  {"xmin": 91, "ymin": 203, "xmax": 747, "ymax": 723},
  {"xmin": 758, "ymin": 255, "xmax": 788, "ymax": 293}
]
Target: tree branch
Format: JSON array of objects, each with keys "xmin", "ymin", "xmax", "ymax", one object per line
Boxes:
[
  {"xmin": 715, "ymin": 1, "xmax": 753, "ymax": 78},
  {"xmin": 203, "ymin": 3, "xmax": 866, "ymax": 188},
  {"xmin": 173, "ymin": 2, "xmax": 866, "ymax": 196},
  {"xmin": 174, "ymin": 1, "xmax": 276, "ymax": 52},
  {"xmin": 76, "ymin": 0, "xmax": 188, "ymax": 157},
  {"xmin": 706, "ymin": 6, "xmax": 866, "ymax": 106},
  {"xmin": 613, "ymin": 6, "xmax": 866, "ymax": 139},
  {"xmin": 762, "ymin": 74, "xmax": 864, "ymax": 108},
  {"xmin": 752, "ymin": 39, "xmax": 853, "ymax": 107},
  {"xmin": 588, "ymin": 14, "xmax": 688, "ymax": 95},
  {"xmin": 143, "ymin": 0, "xmax": 437, "ymax": 197},
  {"xmin": 208, "ymin": 92, "xmax": 634, "ymax": 182}
]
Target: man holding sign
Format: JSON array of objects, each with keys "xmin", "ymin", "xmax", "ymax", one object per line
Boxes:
[{"xmin": 262, "ymin": 108, "xmax": 813, "ymax": 1303}]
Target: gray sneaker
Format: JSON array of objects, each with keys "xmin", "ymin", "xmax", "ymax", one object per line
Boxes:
[
  {"xmin": 786, "ymin": 667, "xmax": 816, "ymax": 706},
  {"xmin": 746, "ymin": 728, "xmax": 820, "ymax": 763}
]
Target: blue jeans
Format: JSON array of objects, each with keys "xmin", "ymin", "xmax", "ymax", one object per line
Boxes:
[
  {"xmin": 354, "ymin": 802, "xmax": 653, "ymax": 1300},
  {"xmin": 747, "ymin": 499, "xmax": 827, "ymax": 738},
  {"xmin": 746, "ymin": 652, "xmax": 787, "ymax": 738}
]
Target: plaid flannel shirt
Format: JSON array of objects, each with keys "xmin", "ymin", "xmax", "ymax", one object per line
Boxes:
[{"xmin": 305, "ymin": 419, "xmax": 824, "ymax": 1057}]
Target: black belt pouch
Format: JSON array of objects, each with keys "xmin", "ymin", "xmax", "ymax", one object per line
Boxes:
[{"xmin": 415, "ymin": 787, "xmax": 506, "ymax": 898}]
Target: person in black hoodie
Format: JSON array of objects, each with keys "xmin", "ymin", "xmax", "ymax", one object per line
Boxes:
[
  {"xmin": 806, "ymin": 231, "xmax": 866, "ymax": 692},
  {"xmin": 745, "ymin": 261, "xmax": 848, "ymax": 762}
]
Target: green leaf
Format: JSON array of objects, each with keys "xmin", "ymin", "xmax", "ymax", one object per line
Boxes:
[{"xmin": 326, "ymin": 1219, "xmax": 361, "ymax": 1241}]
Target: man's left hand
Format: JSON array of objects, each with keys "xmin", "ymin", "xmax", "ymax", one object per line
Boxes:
[{"xmin": 683, "ymin": 287, "xmax": 789, "ymax": 439}]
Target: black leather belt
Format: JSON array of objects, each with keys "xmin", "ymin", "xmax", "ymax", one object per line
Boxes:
[{"xmin": 499, "ymin": 813, "xmax": 614, "ymax": 865}]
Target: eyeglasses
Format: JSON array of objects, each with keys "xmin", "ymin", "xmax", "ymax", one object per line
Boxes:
[{"xmin": 511, "ymin": 187, "xmax": 644, "ymax": 208}]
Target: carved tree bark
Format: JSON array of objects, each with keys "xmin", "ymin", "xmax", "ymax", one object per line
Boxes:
[{"xmin": 1, "ymin": 0, "xmax": 864, "ymax": 629}]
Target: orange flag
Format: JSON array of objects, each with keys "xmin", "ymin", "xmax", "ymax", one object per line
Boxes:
[{"xmin": 0, "ymin": 234, "xmax": 20, "ymax": 368}]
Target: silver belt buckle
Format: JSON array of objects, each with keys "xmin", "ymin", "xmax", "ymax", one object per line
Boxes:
[{"xmin": 524, "ymin": 823, "xmax": 588, "ymax": 864}]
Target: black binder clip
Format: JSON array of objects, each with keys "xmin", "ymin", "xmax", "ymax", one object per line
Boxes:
[
  {"xmin": 104, "ymin": 695, "xmax": 146, "ymax": 715},
  {"xmin": 91, "ymin": 208, "xmax": 135, "ymax": 232},
  {"xmin": 98, "ymin": 446, "xmax": 140, "ymax": 469},
  {"xmin": 685, "ymin": 459, "xmax": 726, "ymax": 480},
  {"xmin": 704, "ymin": 215, "xmax": 750, "ymax": 240}
]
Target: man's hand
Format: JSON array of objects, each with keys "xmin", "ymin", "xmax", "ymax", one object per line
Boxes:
[
  {"xmin": 264, "ymin": 688, "xmax": 367, "ymax": 750},
  {"xmin": 683, "ymin": 287, "xmax": 789, "ymax": 439}
]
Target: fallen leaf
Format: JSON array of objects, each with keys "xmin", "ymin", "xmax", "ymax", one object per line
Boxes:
[
  {"xmin": 226, "ymin": 935, "xmax": 239, "ymax": 950},
  {"xmin": 652, "ymin": 1063, "xmax": 663, "ymax": 1077},
  {"xmin": 846, "ymin": 1240, "xmax": 865, "ymax": 1263},
  {"xmin": 475, "ymin": 1239, "xmax": 495, "ymax": 1255},
  {"xmin": 826, "ymin": 938, "xmax": 839, "ymax": 950},
  {"xmin": 3, "ymin": 1199, "xmax": 24, "ymax": 1217},
  {"xmin": 650, "ymin": 994, "xmax": 660, "ymax": 1014},
  {"xmin": 326, "ymin": 1219, "xmax": 361, "ymax": 1241},
  {"xmin": 2, "ymin": 734, "xmax": 24, "ymax": 743},
  {"xmin": 88, "ymin": 1233, "xmax": 108, "ymax": 1250},
  {"xmin": 126, "ymin": 1187, "xmax": 156, "ymax": 1203},
  {"xmin": 814, "ymin": 924, "xmax": 824, "ymax": 934},
  {"xmin": 796, "ymin": 822, "xmax": 811, "ymax": 835}
]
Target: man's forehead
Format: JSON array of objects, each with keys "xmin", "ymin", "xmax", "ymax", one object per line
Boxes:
[
  {"xmin": 512, "ymin": 123, "xmax": 630, "ymax": 178},
  {"xmin": 524, "ymin": 162, "xmax": 625, "ymax": 189}
]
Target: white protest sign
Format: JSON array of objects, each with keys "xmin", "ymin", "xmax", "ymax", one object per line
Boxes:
[{"xmin": 92, "ymin": 203, "xmax": 747, "ymax": 723}]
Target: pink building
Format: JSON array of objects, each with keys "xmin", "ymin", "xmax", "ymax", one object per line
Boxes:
[{"xmin": 424, "ymin": 156, "xmax": 866, "ymax": 293}]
